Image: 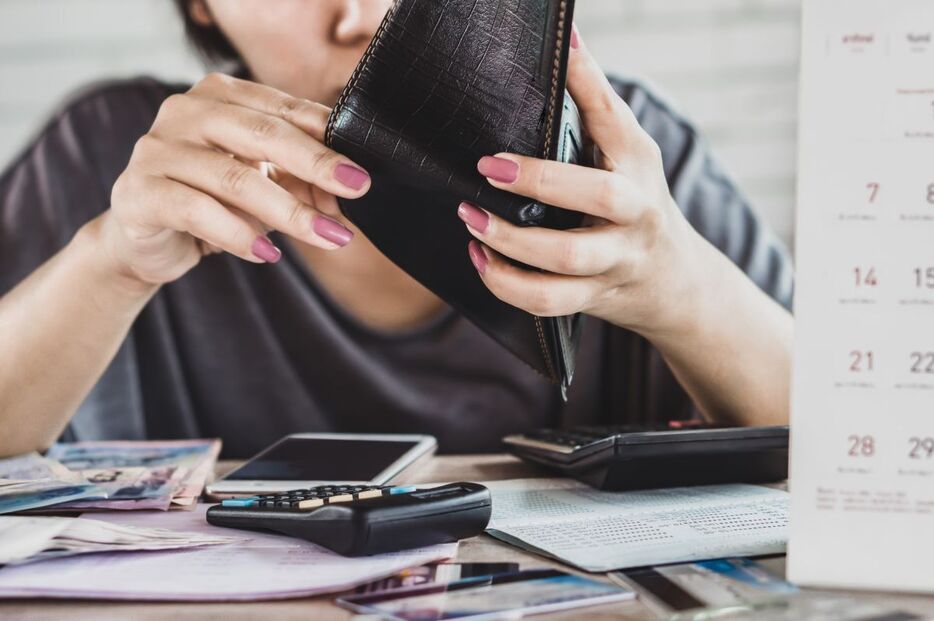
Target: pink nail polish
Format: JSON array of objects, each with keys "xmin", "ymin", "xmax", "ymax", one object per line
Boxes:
[
  {"xmin": 313, "ymin": 215, "xmax": 354, "ymax": 247},
  {"xmin": 477, "ymin": 156, "xmax": 519, "ymax": 184},
  {"xmin": 570, "ymin": 23, "xmax": 580, "ymax": 49},
  {"xmin": 457, "ymin": 202, "xmax": 490, "ymax": 234},
  {"xmin": 468, "ymin": 240, "xmax": 488, "ymax": 275},
  {"xmin": 334, "ymin": 163, "xmax": 370, "ymax": 191},
  {"xmin": 252, "ymin": 236, "xmax": 282, "ymax": 263}
]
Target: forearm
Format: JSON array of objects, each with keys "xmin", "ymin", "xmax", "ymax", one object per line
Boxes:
[
  {"xmin": 0, "ymin": 213, "xmax": 157, "ymax": 456},
  {"xmin": 640, "ymin": 235, "xmax": 793, "ymax": 427}
]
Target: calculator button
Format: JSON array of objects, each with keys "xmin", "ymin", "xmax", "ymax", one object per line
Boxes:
[
  {"xmin": 328, "ymin": 493, "xmax": 355, "ymax": 504},
  {"xmin": 220, "ymin": 497, "xmax": 258, "ymax": 508},
  {"xmin": 297, "ymin": 498, "xmax": 325, "ymax": 510},
  {"xmin": 357, "ymin": 489, "xmax": 384, "ymax": 500},
  {"xmin": 389, "ymin": 486, "xmax": 417, "ymax": 495}
]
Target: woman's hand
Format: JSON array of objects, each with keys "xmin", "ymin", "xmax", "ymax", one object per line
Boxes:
[
  {"xmin": 458, "ymin": 27, "xmax": 709, "ymax": 339},
  {"xmin": 461, "ymin": 26, "xmax": 793, "ymax": 427},
  {"xmin": 104, "ymin": 73, "xmax": 369, "ymax": 286}
]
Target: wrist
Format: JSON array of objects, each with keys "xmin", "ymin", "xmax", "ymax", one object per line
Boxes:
[
  {"xmin": 72, "ymin": 214, "xmax": 160, "ymax": 303},
  {"xmin": 602, "ymin": 214, "xmax": 714, "ymax": 343}
]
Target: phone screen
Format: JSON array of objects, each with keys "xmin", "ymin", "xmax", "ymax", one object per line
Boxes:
[{"xmin": 224, "ymin": 437, "xmax": 421, "ymax": 481}]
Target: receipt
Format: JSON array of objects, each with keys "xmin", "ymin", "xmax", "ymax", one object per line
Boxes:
[{"xmin": 485, "ymin": 479, "xmax": 788, "ymax": 572}]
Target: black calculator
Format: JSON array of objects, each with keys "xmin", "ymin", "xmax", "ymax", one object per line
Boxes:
[
  {"xmin": 503, "ymin": 423, "xmax": 789, "ymax": 491},
  {"xmin": 206, "ymin": 482, "xmax": 491, "ymax": 556}
]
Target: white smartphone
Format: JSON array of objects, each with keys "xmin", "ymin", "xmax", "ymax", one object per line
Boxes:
[{"xmin": 206, "ymin": 433, "xmax": 437, "ymax": 497}]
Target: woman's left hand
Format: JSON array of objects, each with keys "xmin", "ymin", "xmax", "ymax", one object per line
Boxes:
[{"xmin": 459, "ymin": 25, "xmax": 707, "ymax": 338}]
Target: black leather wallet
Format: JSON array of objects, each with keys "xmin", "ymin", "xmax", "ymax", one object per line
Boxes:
[{"xmin": 326, "ymin": 0, "xmax": 585, "ymax": 397}]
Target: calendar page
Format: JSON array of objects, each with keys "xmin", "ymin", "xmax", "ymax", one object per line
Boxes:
[{"xmin": 789, "ymin": 0, "xmax": 934, "ymax": 592}]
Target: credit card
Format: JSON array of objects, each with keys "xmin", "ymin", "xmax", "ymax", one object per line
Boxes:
[
  {"xmin": 354, "ymin": 562, "xmax": 520, "ymax": 594},
  {"xmin": 610, "ymin": 557, "xmax": 795, "ymax": 612}
]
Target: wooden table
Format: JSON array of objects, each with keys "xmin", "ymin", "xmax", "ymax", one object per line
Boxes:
[{"xmin": 3, "ymin": 454, "xmax": 934, "ymax": 620}]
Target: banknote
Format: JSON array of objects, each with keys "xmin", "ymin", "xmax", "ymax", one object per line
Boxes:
[
  {"xmin": 0, "ymin": 483, "xmax": 104, "ymax": 515},
  {"xmin": 46, "ymin": 440, "xmax": 219, "ymax": 471},
  {"xmin": 0, "ymin": 452, "xmax": 82, "ymax": 484},
  {"xmin": 0, "ymin": 515, "xmax": 240, "ymax": 565},
  {"xmin": 0, "ymin": 454, "xmax": 105, "ymax": 514},
  {"xmin": 45, "ymin": 440, "xmax": 221, "ymax": 511}
]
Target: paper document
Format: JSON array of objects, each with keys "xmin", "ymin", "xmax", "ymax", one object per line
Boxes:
[
  {"xmin": 0, "ymin": 515, "xmax": 238, "ymax": 565},
  {"xmin": 485, "ymin": 479, "xmax": 788, "ymax": 572},
  {"xmin": 0, "ymin": 505, "xmax": 457, "ymax": 600}
]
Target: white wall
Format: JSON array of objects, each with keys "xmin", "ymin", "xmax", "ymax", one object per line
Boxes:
[{"xmin": 0, "ymin": 0, "xmax": 801, "ymax": 244}]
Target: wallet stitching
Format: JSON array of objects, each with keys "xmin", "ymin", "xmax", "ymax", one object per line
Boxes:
[
  {"xmin": 532, "ymin": 0, "xmax": 569, "ymax": 385},
  {"xmin": 325, "ymin": 0, "xmax": 403, "ymax": 147}
]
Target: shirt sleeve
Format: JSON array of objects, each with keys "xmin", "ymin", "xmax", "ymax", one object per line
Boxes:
[
  {"xmin": 612, "ymin": 76, "xmax": 794, "ymax": 310},
  {"xmin": 0, "ymin": 78, "xmax": 175, "ymax": 297}
]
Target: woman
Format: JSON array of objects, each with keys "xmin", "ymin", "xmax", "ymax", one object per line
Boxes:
[{"xmin": 0, "ymin": 0, "xmax": 793, "ymax": 458}]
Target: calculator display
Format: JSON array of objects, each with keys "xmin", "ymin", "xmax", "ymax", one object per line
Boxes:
[{"xmin": 225, "ymin": 437, "xmax": 420, "ymax": 481}]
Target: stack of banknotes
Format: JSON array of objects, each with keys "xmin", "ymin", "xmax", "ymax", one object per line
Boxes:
[
  {"xmin": 0, "ymin": 440, "xmax": 221, "ymax": 514},
  {"xmin": 0, "ymin": 515, "xmax": 239, "ymax": 565}
]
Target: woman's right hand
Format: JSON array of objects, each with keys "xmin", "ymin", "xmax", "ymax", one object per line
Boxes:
[{"xmin": 102, "ymin": 72, "xmax": 370, "ymax": 286}]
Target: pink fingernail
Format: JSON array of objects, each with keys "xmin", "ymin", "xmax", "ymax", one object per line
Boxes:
[
  {"xmin": 570, "ymin": 23, "xmax": 580, "ymax": 49},
  {"xmin": 334, "ymin": 163, "xmax": 370, "ymax": 191},
  {"xmin": 468, "ymin": 240, "xmax": 488, "ymax": 275},
  {"xmin": 477, "ymin": 156, "xmax": 519, "ymax": 184},
  {"xmin": 457, "ymin": 202, "xmax": 490, "ymax": 234},
  {"xmin": 252, "ymin": 236, "xmax": 282, "ymax": 263},
  {"xmin": 313, "ymin": 215, "xmax": 354, "ymax": 247}
]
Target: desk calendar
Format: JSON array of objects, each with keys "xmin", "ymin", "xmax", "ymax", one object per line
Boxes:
[{"xmin": 789, "ymin": 0, "xmax": 934, "ymax": 592}]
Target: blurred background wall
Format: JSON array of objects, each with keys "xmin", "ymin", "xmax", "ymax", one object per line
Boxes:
[{"xmin": 0, "ymin": 0, "xmax": 801, "ymax": 244}]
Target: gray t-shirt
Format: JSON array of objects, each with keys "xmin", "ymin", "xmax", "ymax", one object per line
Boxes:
[{"xmin": 0, "ymin": 76, "xmax": 793, "ymax": 457}]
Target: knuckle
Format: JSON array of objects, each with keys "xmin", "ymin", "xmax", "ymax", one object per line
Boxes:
[
  {"xmin": 276, "ymin": 96, "xmax": 304, "ymax": 120},
  {"xmin": 178, "ymin": 198, "xmax": 204, "ymax": 231},
  {"xmin": 596, "ymin": 89, "xmax": 624, "ymax": 116},
  {"xmin": 526, "ymin": 285, "xmax": 558, "ymax": 317},
  {"xmin": 220, "ymin": 161, "xmax": 253, "ymax": 195},
  {"xmin": 556, "ymin": 240, "xmax": 586, "ymax": 274},
  {"xmin": 159, "ymin": 93, "xmax": 189, "ymax": 119},
  {"xmin": 596, "ymin": 174, "xmax": 625, "ymax": 215},
  {"xmin": 201, "ymin": 71, "xmax": 233, "ymax": 92},
  {"xmin": 640, "ymin": 205, "xmax": 663, "ymax": 236},
  {"xmin": 308, "ymin": 148, "xmax": 338, "ymax": 176},
  {"xmin": 110, "ymin": 170, "xmax": 135, "ymax": 206},
  {"xmin": 640, "ymin": 135, "xmax": 663, "ymax": 165},
  {"xmin": 250, "ymin": 115, "xmax": 284, "ymax": 139},
  {"xmin": 227, "ymin": 222, "xmax": 253, "ymax": 251},
  {"xmin": 285, "ymin": 197, "xmax": 310, "ymax": 229},
  {"xmin": 129, "ymin": 133, "xmax": 159, "ymax": 162},
  {"xmin": 534, "ymin": 161, "xmax": 554, "ymax": 192}
]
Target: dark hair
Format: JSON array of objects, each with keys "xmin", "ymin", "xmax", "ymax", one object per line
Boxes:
[{"xmin": 173, "ymin": 0, "xmax": 240, "ymax": 64}]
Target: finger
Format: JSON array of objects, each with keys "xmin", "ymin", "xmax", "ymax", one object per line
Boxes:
[
  {"xmin": 155, "ymin": 95, "xmax": 370, "ymax": 198},
  {"xmin": 189, "ymin": 72, "xmax": 330, "ymax": 140},
  {"xmin": 457, "ymin": 202, "xmax": 622, "ymax": 276},
  {"xmin": 468, "ymin": 241, "xmax": 601, "ymax": 317},
  {"xmin": 566, "ymin": 25, "xmax": 656, "ymax": 165},
  {"xmin": 142, "ymin": 137, "xmax": 354, "ymax": 249},
  {"xmin": 477, "ymin": 154, "xmax": 648, "ymax": 223},
  {"xmin": 142, "ymin": 177, "xmax": 276, "ymax": 264},
  {"xmin": 311, "ymin": 184, "xmax": 344, "ymax": 219}
]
